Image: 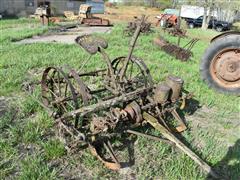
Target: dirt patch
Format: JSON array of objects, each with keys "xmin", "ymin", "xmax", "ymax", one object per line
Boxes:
[
  {"xmin": 15, "ymin": 26, "xmax": 112, "ymax": 44},
  {"xmin": 98, "ymin": 6, "xmax": 160, "ymax": 24}
]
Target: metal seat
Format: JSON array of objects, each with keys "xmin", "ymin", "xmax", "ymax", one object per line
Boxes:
[{"xmin": 75, "ymin": 35, "xmax": 108, "ymax": 55}]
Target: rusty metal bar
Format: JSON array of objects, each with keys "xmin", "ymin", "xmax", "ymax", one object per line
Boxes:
[
  {"xmin": 126, "ymin": 129, "xmax": 173, "ymax": 145},
  {"xmin": 58, "ymin": 87, "xmax": 152, "ymax": 121},
  {"xmin": 143, "ymin": 112, "xmax": 219, "ymax": 179},
  {"xmin": 120, "ymin": 15, "xmax": 145, "ymax": 81}
]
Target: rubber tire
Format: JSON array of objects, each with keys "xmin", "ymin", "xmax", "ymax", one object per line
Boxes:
[
  {"xmin": 188, "ymin": 23, "xmax": 194, "ymax": 29},
  {"xmin": 200, "ymin": 34, "xmax": 240, "ymax": 95},
  {"xmin": 160, "ymin": 19, "xmax": 167, "ymax": 28},
  {"xmin": 215, "ymin": 25, "xmax": 223, "ymax": 32}
]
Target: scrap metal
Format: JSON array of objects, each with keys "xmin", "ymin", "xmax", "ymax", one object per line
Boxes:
[
  {"xmin": 153, "ymin": 36, "xmax": 198, "ymax": 61},
  {"xmin": 164, "ymin": 27, "xmax": 187, "ymax": 38},
  {"xmin": 37, "ymin": 15, "xmax": 218, "ymax": 178},
  {"xmin": 64, "ymin": 4, "xmax": 111, "ymax": 26},
  {"xmin": 124, "ymin": 16, "xmax": 152, "ymax": 36},
  {"xmin": 34, "ymin": 5, "xmax": 51, "ymax": 26}
]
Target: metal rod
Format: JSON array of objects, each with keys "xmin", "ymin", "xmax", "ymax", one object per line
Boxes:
[
  {"xmin": 119, "ymin": 15, "xmax": 145, "ymax": 81},
  {"xmin": 58, "ymin": 87, "xmax": 152, "ymax": 121},
  {"xmin": 171, "ymin": 109, "xmax": 187, "ymax": 132},
  {"xmin": 126, "ymin": 129, "xmax": 173, "ymax": 145},
  {"xmin": 77, "ymin": 69, "xmax": 106, "ymax": 77},
  {"xmin": 143, "ymin": 112, "xmax": 219, "ymax": 179},
  {"xmin": 103, "ymin": 142, "xmax": 120, "ymax": 165}
]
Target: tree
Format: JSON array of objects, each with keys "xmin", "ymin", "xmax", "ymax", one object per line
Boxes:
[{"xmin": 200, "ymin": 0, "xmax": 214, "ymax": 30}]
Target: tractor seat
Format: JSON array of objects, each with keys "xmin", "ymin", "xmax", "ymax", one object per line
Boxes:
[{"xmin": 75, "ymin": 35, "xmax": 108, "ymax": 55}]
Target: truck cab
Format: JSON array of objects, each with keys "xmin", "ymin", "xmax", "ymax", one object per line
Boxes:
[{"xmin": 185, "ymin": 16, "xmax": 231, "ymax": 32}]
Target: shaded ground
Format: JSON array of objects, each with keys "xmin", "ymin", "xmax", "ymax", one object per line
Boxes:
[
  {"xmin": 186, "ymin": 106, "xmax": 240, "ymax": 179},
  {"xmin": 187, "ymin": 106, "xmax": 240, "ymax": 147},
  {"xmin": 15, "ymin": 26, "xmax": 112, "ymax": 44},
  {"xmin": 0, "ymin": 97, "xmax": 8, "ymax": 118}
]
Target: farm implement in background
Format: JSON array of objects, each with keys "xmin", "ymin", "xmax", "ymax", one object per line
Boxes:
[
  {"xmin": 153, "ymin": 35, "xmax": 198, "ymax": 61},
  {"xmin": 64, "ymin": 4, "xmax": 111, "ymax": 26},
  {"xmin": 35, "ymin": 15, "xmax": 218, "ymax": 178},
  {"xmin": 124, "ymin": 16, "xmax": 152, "ymax": 36},
  {"xmin": 164, "ymin": 26, "xmax": 187, "ymax": 38}
]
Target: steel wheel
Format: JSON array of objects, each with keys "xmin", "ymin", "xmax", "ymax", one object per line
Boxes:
[
  {"xmin": 210, "ymin": 48, "xmax": 240, "ymax": 89},
  {"xmin": 111, "ymin": 56, "xmax": 153, "ymax": 91},
  {"xmin": 188, "ymin": 23, "xmax": 194, "ymax": 29},
  {"xmin": 41, "ymin": 66, "xmax": 90, "ymax": 127},
  {"xmin": 200, "ymin": 34, "xmax": 240, "ymax": 95}
]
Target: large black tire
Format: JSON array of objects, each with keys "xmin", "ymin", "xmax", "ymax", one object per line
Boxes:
[
  {"xmin": 160, "ymin": 19, "xmax": 167, "ymax": 28},
  {"xmin": 188, "ymin": 23, "xmax": 194, "ymax": 29},
  {"xmin": 200, "ymin": 34, "xmax": 240, "ymax": 95},
  {"xmin": 215, "ymin": 25, "xmax": 223, "ymax": 32}
]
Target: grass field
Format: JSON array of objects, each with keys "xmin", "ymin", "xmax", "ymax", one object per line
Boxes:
[{"xmin": 0, "ymin": 18, "xmax": 239, "ymax": 179}]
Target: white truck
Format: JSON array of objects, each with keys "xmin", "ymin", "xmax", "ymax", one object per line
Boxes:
[{"xmin": 180, "ymin": 5, "xmax": 206, "ymax": 19}]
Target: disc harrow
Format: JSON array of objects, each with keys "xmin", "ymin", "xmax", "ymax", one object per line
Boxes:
[{"xmin": 38, "ymin": 15, "xmax": 218, "ymax": 178}]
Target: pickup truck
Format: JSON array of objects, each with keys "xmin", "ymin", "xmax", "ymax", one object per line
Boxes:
[{"xmin": 185, "ymin": 16, "xmax": 232, "ymax": 32}]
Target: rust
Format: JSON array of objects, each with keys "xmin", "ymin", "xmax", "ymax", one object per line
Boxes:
[
  {"xmin": 64, "ymin": 4, "xmax": 112, "ymax": 26},
  {"xmin": 124, "ymin": 101, "xmax": 142, "ymax": 124},
  {"xmin": 124, "ymin": 16, "xmax": 152, "ymax": 36},
  {"xmin": 79, "ymin": 4, "xmax": 111, "ymax": 26},
  {"xmin": 36, "ymin": 16, "xmax": 215, "ymax": 177},
  {"xmin": 34, "ymin": 6, "xmax": 51, "ymax": 26},
  {"xmin": 165, "ymin": 27, "xmax": 187, "ymax": 38},
  {"xmin": 153, "ymin": 36, "xmax": 198, "ymax": 61},
  {"xmin": 166, "ymin": 75, "xmax": 184, "ymax": 102},
  {"xmin": 210, "ymin": 48, "xmax": 240, "ymax": 89},
  {"xmin": 89, "ymin": 144, "xmax": 121, "ymax": 170},
  {"xmin": 153, "ymin": 84, "xmax": 171, "ymax": 104}
]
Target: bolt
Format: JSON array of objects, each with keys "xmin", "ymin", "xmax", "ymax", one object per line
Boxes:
[{"xmin": 227, "ymin": 63, "xmax": 236, "ymax": 72}]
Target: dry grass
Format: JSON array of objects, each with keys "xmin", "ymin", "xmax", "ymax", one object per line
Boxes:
[{"xmin": 98, "ymin": 6, "xmax": 161, "ymax": 24}]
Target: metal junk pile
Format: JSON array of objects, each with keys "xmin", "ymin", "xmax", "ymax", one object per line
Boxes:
[
  {"xmin": 39, "ymin": 15, "xmax": 217, "ymax": 178},
  {"xmin": 34, "ymin": 5, "xmax": 51, "ymax": 26},
  {"xmin": 164, "ymin": 26, "xmax": 187, "ymax": 38},
  {"xmin": 124, "ymin": 16, "xmax": 152, "ymax": 36},
  {"xmin": 64, "ymin": 4, "xmax": 111, "ymax": 26},
  {"xmin": 154, "ymin": 23, "xmax": 198, "ymax": 61}
]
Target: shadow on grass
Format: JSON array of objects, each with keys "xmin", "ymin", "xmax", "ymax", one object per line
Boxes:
[
  {"xmin": 175, "ymin": 97, "xmax": 201, "ymax": 127},
  {"xmin": 207, "ymin": 139, "xmax": 240, "ymax": 180},
  {"xmin": 92, "ymin": 134, "xmax": 137, "ymax": 168},
  {"xmin": 183, "ymin": 98, "xmax": 201, "ymax": 115}
]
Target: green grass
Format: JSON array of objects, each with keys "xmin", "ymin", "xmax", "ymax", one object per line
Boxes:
[
  {"xmin": 42, "ymin": 139, "xmax": 65, "ymax": 160},
  {"xmin": 0, "ymin": 18, "xmax": 239, "ymax": 179},
  {"xmin": 19, "ymin": 155, "xmax": 57, "ymax": 180}
]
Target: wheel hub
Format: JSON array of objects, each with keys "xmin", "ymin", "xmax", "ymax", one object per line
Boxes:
[
  {"xmin": 216, "ymin": 56, "xmax": 240, "ymax": 82},
  {"xmin": 210, "ymin": 48, "xmax": 240, "ymax": 88}
]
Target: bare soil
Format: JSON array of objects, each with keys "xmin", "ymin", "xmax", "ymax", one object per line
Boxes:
[
  {"xmin": 98, "ymin": 6, "xmax": 161, "ymax": 24},
  {"xmin": 15, "ymin": 26, "xmax": 112, "ymax": 44}
]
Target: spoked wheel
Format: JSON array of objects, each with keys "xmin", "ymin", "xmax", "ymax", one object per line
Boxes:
[
  {"xmin": 111, "ymin": 56, "xmax": 153, "ymax": 92},
  {"xmin": 41, "ymin": 66, "xmax": 91, "ymax": 128}
]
